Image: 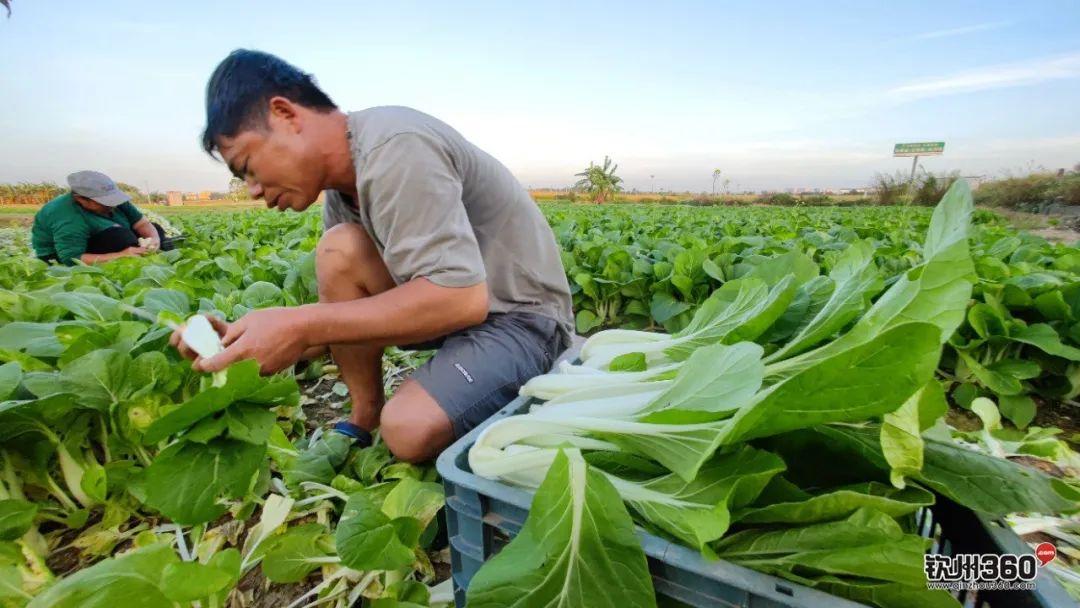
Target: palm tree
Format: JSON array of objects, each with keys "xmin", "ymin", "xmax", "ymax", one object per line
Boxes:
[
  {"xmin": 712, "ymin": 169, "xmax": 722, "ymax": 195},
  {"xmin": 573, "ymin": 156, "xmax": 623, "ymax": 204}
]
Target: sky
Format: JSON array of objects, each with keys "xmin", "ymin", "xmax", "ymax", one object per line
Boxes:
[{"xmin": 1, "ymin": 0, "xmax": 1079, "ymax": 193}]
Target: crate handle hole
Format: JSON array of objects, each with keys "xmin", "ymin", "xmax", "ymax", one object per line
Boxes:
[{"xmin": 775, "ymin": 584, "xmax": 794, "ymax": 597}]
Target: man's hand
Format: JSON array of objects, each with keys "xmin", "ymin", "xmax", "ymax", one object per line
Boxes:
[
  {"xmin": 169, "ymin": 314, "xmax": 229, "ymax": 361},
  {"xmin": 175, "ymin": 307, "xmax": 311, "ymax": 375},
  {"xmin": 123, "ymin": 245, "xmax": 149, "ymax": 257}
]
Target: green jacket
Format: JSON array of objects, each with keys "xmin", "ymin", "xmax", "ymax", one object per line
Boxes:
[{"xmin": 31, "ymin": 193, "xmax": 144, "ymax": 264}]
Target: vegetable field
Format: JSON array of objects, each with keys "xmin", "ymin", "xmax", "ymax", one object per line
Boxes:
[{"xmin": 0, "ymin": 184, "xmax": 1078, "ymax": 607}]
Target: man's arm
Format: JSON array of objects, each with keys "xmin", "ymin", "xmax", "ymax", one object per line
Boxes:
[
  {"xmin": 302, "ymin": 277, "xmax": 488, "ymax": 348},
  {"xmin": 188, "ymin": 279, "xmax": 487, "ymax": 374},
  {"xmin": 80, "ymin": 248, "xmax": 145, "ymax": 264},
  {"xmin": 52, "ymin": 217, "xmax": 94, "ymax": 264},
  {"xmin": 131, "ymin": 218, "xmax": 161, "ymax": 248}
]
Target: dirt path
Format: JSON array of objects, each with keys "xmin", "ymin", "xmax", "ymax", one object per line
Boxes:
[{"xmin": 1030, "ymin": 227, "xmax": 1080, "ymax": 244}]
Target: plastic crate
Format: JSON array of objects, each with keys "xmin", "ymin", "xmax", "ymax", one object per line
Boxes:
[{"xmin": 435, "ymin": 393, "xmax": 1076, "ymax": 608}]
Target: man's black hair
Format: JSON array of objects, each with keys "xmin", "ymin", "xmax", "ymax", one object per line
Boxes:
[{"xmin": 201, "ymin": 49, "xmax": 337, "ymax": 156}]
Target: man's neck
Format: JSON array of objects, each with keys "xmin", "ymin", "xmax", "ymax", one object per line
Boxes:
[{"xmin": 323, "ymin": 111, "xmax": 358, "ymax": 198}]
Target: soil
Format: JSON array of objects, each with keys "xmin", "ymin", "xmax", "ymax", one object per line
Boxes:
[
  {"xmin": 948, "ymin": 397, "xmax": 1080, "ymax": 445},
  {"xmin": 297, "ymin": 367, "xmax": 351, "ymax": 433},
  {"xmin": 1009, "ymin": 455, "xmax": 1067, "ymax": 478},
  {"xmin": 1031, "ymin": 227, "xmax": 1080, "ymax": 244},
  {"xmin": 235, "ymin": 566, "xmax": 317, "ymax": 608},
  {"xmin": 1032, "ymin": 398, "xmax": 1080, "ymax": 445}
]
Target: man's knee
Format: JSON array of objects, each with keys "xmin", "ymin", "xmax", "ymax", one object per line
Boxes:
[
  {"xmin": 316, "ymin": 223, "xmax": 390, "ymax": 301},
  {"xmin": 380, "ymin": 391, "xmax": 454, "ymax": 464},
  {"xmin": 317, "ymin": 224, "xmax": 372, "ymax": 277}
]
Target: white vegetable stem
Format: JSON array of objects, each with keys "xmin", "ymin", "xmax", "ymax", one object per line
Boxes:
[
  {"xmin": 182, "ymin": 314, "xmax": 225, "ymax": 360},
  {"xmin": 520, "ymin": 363, "xmax": 679, "ymax": 400}
]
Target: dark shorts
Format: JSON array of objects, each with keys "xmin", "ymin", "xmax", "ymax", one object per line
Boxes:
[{"xmin": 404, "ymin": 312, "xmax": 565, "ymax": 438}]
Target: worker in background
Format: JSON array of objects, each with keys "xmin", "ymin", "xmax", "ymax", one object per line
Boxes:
[{"xmin": 31, "ymin": 170, "xmax": 173, "ymax": 265}]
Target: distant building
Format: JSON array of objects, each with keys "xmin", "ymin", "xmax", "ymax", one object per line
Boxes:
[{"xmin": 166, "ymin": 191, "xmax": 183, "ymax": 206}]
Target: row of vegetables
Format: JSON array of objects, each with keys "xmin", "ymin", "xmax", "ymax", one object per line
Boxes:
[
  {"xmin": 0, "ymin": 182, "xmax": 1077, "ymax": 606},
  {"xmin": 463, "ymin": 182, "xmax": 1080, "ymax": 606},
  {"xmin": 549, "ymin": 201, "xmax": 1080, "ymax": 431},
  {"xmin": 0, "ymin": 216, "xmax": 451, "ymax": 607}
]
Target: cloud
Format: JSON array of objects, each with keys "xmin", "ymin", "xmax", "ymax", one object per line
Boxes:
[
  {"xmin": 888, "ymin": 52, "xmax": 1080, "ymax": 100},
  {"xmin": 913, "ymin": 21, "xmax": 1010, "ymax": 40}
]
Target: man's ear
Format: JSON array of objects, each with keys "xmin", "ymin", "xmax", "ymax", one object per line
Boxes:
[{"xmin": 267, "ymin": 97, "xmax": 301, "ymax": 132}]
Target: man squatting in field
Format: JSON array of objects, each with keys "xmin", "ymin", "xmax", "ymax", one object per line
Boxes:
[{"xmin": 171, "ymin": 50, "xmax": 574, "ymax": 463}]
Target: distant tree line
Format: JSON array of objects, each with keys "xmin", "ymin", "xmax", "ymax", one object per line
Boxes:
[{"xmin": 0, "ymin": 182, "xmax": 166, "ymax": 206}]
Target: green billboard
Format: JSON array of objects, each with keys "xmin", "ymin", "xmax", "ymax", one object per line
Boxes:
[{"xmin": 893, "ymin": 142, "xmax": 945, "ymax": 157}]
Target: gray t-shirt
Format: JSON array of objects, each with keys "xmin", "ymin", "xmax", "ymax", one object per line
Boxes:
[{"xmin": 323, "ymin": 106, "xmax": 574, "ymax": 348}]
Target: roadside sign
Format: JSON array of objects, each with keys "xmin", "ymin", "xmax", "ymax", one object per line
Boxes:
[{"xmin": 894, "ymin": 142, "xmax": 945, "ymax": 157}]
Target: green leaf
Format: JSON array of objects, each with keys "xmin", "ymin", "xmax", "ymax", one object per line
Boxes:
[
  {"xmin": 0, "ymin": 323, "xmax": 63, "ymax": 357},
  {"xmin": 638, "ymin": 342, "xmax": 764, "ymax": 421},
  {"xmin": 670, "ymin": 274, "xmax": 694, "ymax": 301},
  {"xmin": 619, "ymin": 446, "xmax": 784, "ymax": 550},
  {"xmin": 214, "ymin": 256, "xmax": 243, "ymax": 275},
  {"xmin": 261, "ymin": 524, "xmax": 328, "ymax": 583},
  {"xmin": 466, "ymin": 450, "xmax": 657, "ymax": 608},
  {"xmin": 352, "ymin": 441, "xmax": 393, "ymax": 485},
  {"xmin": 666, "ymin": 276, "xmax": 795, "ymax": 360},
  {"xmin": 736, "ymin": 482, "xmax": 934, "ymax": 524},
  {"xmin": 812, "ymin": 425, "xmax": 1080, "ymax": 516},
  {"xmin": 716, "ymin": 509, "xmax": 931, "ymax": 588},
  {"xmin": 141, "ymin": 288, "xmax": 191, "ymax": 318},
  {"xmin": 814, "ymin": 576, "xmax": 960, "ymax": 608},
  {"xmin": 966, "ymin": 303, "xmax": 1008, "ymax": 339},
  {"xmin": 747, "ymin": 251, "xmax": 820, "ymax": 287},
  {"xmin": 160, "ymin": 560, "xmax": 233, "ymax": 602},
  {"xmin": 702, "ymin": 258, "xmax": 724, "ymax": 281},
  {"xmin": 1034, "ymin": 290, "xmax": 1072, "ymax": 321},
  {"xmin": 283, "ymin": 432, "xmax": 352, "ymax": 488},
  {"xmin": 1011, "ymin": 324, "xmax": 1080, "ymax": 360},
  {"xmin": 0, "ymin": 500, "xmax": 37, "ymax": 541},
  {"xmin": 649, "ymin": 293, "xmax": 690, "ymax": 324},
  {"xmin": 575, "ymin": 309, "xmax": 601, "ymax": 334},
  {"xmin": 334, "ymin": 491, "xmax": 416, "ymax": 571},
  {"xmin": 0, "ymin": 363, "xmax": 21, "ymax": 401},
  {"xmin": 998, "ymin": 394, "xmax": 1037, "ymax": 429},
  {"xmin": 609, "ymin": 352, "xmax": 647, "ymax": 372},
  {"xmin": 767, "ymin": 180, "xmax": 974, "ymax": 380},
  {"xmin": 145, "ymin": 438, "xmax": 266, "ymax": 525},
  {"xmin": 0, "ymin": 565, "xmax": 33, "ymax": 604},
  {"xmin": 722, "ymin": 322, "xmax": 941, "ymax": 445},
  {"xmin": 27, "ymin": 544, "xmax": 177, "ymax": 608},
  {"xmin": 52, "ymin": 292, "xmax": 124, "ymax": 322},
  {"xmin": 951, "ymin": 382, "xmax": 980, "ymax": 409},
  {"xmin": 224, "ymin": 404, "xmax": 277, "ymax": 444},
  {"xmin": 0, "ymin": 349, "xmax": 50, "ymax": 373},
  {"xmin": 381, "ymin": 478, "xmax": 445, "ymax": 529},
  {"xmin": 142, "ymin": 360, "xmax": 263, "ymax": 443},
  {"xmin": 880, "ymin": 381, "xmax": 947, "ymax": 488},
  {"xmin": 241, "ymin": 281, "xmax": 283, "ymax": 309},
  {"xmin": 956, "ymin": 351, "xmax": 1024, "ymax": 396}
]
